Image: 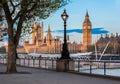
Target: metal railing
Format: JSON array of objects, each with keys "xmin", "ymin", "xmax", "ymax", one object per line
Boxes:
[
  {"xmin": 0, "ymin": 55, "xmax": 120, "ymax": 77},
  {"xmin": 74, "ymin": 60, "xmax": 120, "ymax": 76},
  {"xmin": 0, "ymin": 56, "xmax": 58, "ymax": 70}
]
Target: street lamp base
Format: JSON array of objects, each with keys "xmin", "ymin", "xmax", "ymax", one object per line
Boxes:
[
  {"xmin": 56, "ymin": 59, "xmax": 75, "ymax": 72},
  {"xmin": 60, "ymin": 43, "xmax": 71, "ymax": 59}
]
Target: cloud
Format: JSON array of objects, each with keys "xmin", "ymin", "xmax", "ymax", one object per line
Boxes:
[
  {"xmin": 49, "ymin": 28, "xmax": 109, "ymax": 34},
  {"xmin": 56, "ymin": 29, "xmax": 82, "ymax": 33},
  {"xmin": 92, "ymin": 28, "xmax": 109, "ymax": 34}
]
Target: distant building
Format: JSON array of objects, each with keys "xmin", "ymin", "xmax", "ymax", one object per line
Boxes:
[
  {"xmin": 16, "ymin": 21, "xmax": 81, "ymax": 54},
  {"xmin": 6, "ymin": 11, "xmax": 93, "ymax": 53},
  {"xmin": 22, "ymin": 22, "xmax": 61, "ymax": 53},
  {"xmin": 97, "ymin": 33, "xmax": 120, "ymax": 54}
]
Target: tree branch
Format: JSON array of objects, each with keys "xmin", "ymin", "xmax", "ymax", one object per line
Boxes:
[
  {"xmin": 10, "ymin": 0, "xmax": 15, "ymax": 16},
  {"xmin": 13, "ymin": 0, "xmax": 33, "ymax": 23},
  {"xmin": 2, "ymin": 0, "xmax": 13, "ymax": 37},
  {"xmin": 14, "ymin": 2, "xmax": 21, "ymax": 7},
  {"xmin": 14, "ymin": 14, "xmax": 25, "ymax": 46}
]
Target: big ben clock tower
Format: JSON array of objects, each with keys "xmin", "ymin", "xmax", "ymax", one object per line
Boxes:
[{"xmin": 82, "ymin": 10, "xmax": 92, "ymax": 52}]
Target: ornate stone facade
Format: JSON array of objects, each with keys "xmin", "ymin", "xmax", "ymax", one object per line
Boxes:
[
  {"xmin": 22, "ymin": 22, "xmax": 61, "ymax": 53},
  {"xmin": 13, "ymin": 11, "xmax": 92, "ymax": 53},
  {"xmin": 17, "ymin": 21, "xmax": 81, "ymax": 54}
]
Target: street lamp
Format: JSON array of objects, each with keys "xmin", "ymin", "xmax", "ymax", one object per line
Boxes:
[{"xmin": 60, "ymin": 9, "xmax": 70, "ymax": 59}]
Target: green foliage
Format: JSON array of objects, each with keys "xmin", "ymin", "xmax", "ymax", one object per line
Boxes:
[
  {"xmin": 1, "ymin": 0, "xmax": 70, "ymax": 40},
  {"xmin": 1, "ymin": 0, "xmax": 69, "ymax": 20},
  {"xmin": 0, "ymin": 0, "xmax": 70, "ymax": 50}
]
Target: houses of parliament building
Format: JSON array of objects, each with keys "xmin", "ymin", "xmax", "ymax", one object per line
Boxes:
[{"xmin": 16, "ymin": 11, "xmax": 92, "ymax": 53}]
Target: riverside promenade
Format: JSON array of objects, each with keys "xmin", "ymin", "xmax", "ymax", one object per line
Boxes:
[{"xmin": 0, "ymin": 64, "xmax": 120, "ymax": 84}]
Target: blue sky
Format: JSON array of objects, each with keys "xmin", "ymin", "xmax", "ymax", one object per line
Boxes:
[
  {"xmin": 3, "ymin": 0, "xmax": 120, "ymax": 44},
  {"xmin": 41, "ymin": 0, "xmax": 120, "ymax": 43}
]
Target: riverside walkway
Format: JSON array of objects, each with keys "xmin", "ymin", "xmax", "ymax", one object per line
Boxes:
[{"xmin": 0, "ymin": 64, "xmax": 120, "ymax": 84}]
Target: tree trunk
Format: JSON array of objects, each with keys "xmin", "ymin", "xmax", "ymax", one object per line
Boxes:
[{"xmin": 7, "ymin": 38, "xmax": 17, "ymax": 73}]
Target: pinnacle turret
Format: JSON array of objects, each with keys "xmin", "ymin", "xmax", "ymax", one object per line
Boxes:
[
  {"xmin": 85, "ymin": 9, "xmax": 89, "ymax": 17},
  {"xmin": 48, "ymin": 24, "xmax": 51, "ymax": 33},
  {"xmin": 83, "ymin": 10, "xmax": 91, "ymax": 24}
]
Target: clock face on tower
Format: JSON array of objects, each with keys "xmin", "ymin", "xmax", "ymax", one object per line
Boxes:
[
  {"xmin": 83, "ymin": 26, "xmax": 91, "ymax": 29},
  {"xmin": 83, "ymin": 27, "xmax": 86, "ymax": 29},
  {"xmin": 88, "ymin": 26, "xmax": 91, "ymax": 29}
]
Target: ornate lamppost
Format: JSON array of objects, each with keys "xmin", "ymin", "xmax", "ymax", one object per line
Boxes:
[
  {"xmin": 56, "ymin": 9, "xmax": 74, "ymax": 72},
  {"xmin": 60, "ymin": 9, "xmax": 70, "ymax": 59}
]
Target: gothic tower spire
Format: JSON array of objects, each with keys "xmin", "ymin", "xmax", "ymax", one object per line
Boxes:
[
  {"xmin": 82, "ymin": 10, "xmax": 92, "ymax": 52},
  {"xmin": 41, "ymin": 22, "xmax": 44, "ymax": 28},
  {"xmin": 83, "ymin": 10, "xmax": 91, "ymax": 25},
  {"xmin": 86, "ymin": 9, "xmax": 89, "ymax": 17},
  {"xmin": 48, "ymin": 24, "xmax": 51, "ymax": 34},
  {"xmin": 46, "ymin": 24, "xmax": 53, "ymax": 45}
]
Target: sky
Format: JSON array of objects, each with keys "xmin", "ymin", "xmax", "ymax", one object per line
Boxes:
[
  {"xmin": 41, "ymin": 0, "xmax": 120, "ymax": 43},
  {"xmin": 1, "ymin": 0, "xmax": 120, "ymax": 46}
]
